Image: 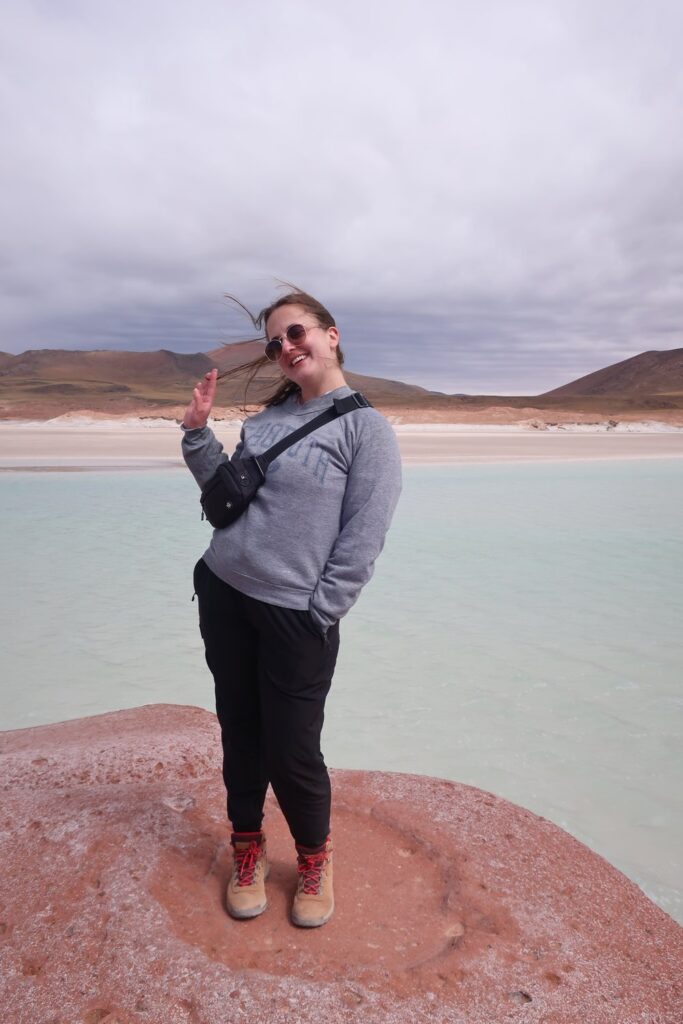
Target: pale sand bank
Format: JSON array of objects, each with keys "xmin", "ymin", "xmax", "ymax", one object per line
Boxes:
[{"xmin": 1, "ymin": 420, "xmax": 683, "ymax": 469}]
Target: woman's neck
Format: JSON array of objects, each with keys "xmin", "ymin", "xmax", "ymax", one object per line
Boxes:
[{"xmin": 298, "ymin": 370, "xmax": 347, "ymax": 404}]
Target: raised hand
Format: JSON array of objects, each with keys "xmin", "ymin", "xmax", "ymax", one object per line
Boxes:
[{"xmin": 182, "ymin": 368, "xmax": 218, "ymax": 429}]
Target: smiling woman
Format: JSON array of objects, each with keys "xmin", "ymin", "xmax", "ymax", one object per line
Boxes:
[
  {"xmin": 180, "ymin": 287, "xmax": 402, "ymax": 931},
  {"xmin": 264, "ymin": 299, "xmax": 347, "ymax": 403},
  {"xmin": 214, "ymin": 290, "xmax": 347, "ymax": 408}
]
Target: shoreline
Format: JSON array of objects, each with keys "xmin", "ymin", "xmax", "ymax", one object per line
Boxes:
[
  {"xmin": 3, "ymin": 414, "xmax": 683, "ymax": 432},
  {"xmin": 1, "ymin": 418, "xmax": 683, "ymax": 469}
]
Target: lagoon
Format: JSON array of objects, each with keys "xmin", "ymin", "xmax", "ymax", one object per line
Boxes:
[{"xmin": 1, "ymin": 462, "xmax": 681, "ymax": 924}]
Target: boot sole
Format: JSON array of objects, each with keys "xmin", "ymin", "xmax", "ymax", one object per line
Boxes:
[
  {"xmin": 291, "ymin": 900, "xmax": 335, "ymax": 928},
  {"xmin": 227, "ymin": 901, "xmax": 267, "ymax": 920}
]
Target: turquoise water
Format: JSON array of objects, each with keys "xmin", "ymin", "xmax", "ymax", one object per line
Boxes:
[{"xmin": 1, "ymin": 463, "xmax": 682, "ymax": 924}]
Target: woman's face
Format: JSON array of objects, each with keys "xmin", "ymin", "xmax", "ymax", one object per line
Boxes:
[{"xmin": 265, "ymin": 304, "xmax": 342, "ymax": 400}]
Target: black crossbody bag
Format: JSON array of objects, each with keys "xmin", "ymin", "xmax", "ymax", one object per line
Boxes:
[{"xmin": 200, "ymin": 392, "xmax": 371, "ymax": 528}]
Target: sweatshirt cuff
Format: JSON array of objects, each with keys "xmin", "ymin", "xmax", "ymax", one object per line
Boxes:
[{"xmin": 180, "ymin": 423, "xmax": 210, "ymax": 437}]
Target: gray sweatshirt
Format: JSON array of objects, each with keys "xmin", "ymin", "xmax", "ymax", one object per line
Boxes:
[{"xmin": 182, "ymin": 385, "xmax": 402, "ymax": 634}]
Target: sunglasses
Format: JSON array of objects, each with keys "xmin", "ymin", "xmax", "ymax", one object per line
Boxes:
[{"xmin": 264, "ymin": 323, "xmax": 315, "ymax": 362}]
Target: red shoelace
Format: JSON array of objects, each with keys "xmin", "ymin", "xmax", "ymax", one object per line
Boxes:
[
  {"xmin": 233, "ymin": 841, "xmax": 261, "ymax": 887},
  {"xmin": 297, "ymin": 850, "xmax": 328, "ymax": 895}
]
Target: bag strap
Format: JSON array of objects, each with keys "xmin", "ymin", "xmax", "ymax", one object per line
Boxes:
[{"xmin": 254, "ymin": 392, "xmax": 371, "ymax": 474}]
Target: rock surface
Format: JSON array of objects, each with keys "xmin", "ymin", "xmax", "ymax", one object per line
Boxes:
[{"xmin": 0, "ymin": 704, "xmax": 680, "ymax": 1024}]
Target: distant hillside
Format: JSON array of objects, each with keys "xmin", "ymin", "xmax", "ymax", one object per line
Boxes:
[
  {"xmin": 0, "ymin": 348, "xmax": 213, "ymax": 386},
  {"xmin": 540, "ymin": 348, "xmax": 683, "ymax": 399},
  {"xmin": 0, "ymin": 344, "xmax": 438, "ymax": 417},
  {"xmin": 207, "ymin": 341, "xmax": 438, "ymax": 405},
  {"xmin": 1, "ymin": 343, "xmax": 682, "ymax": 420},
  {"xmin": 0, "ymin": 349, "xmax": 215, "ymax": 416}
]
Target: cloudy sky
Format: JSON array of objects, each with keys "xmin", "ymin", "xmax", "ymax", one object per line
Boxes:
[{"xmin": 2, "ymin": 0, "xmax": 681, "ymax": 394}]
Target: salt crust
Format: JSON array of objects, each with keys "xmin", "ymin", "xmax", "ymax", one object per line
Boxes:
[
  {"xmin": 3, "ymin": 416, "xmax": 682, "ymax": 432},
  {"xmin": 393, "ymin": 420, "xmax": 683, "ymax": 433},
  {"xmin": 0, "ymin": 704, "xmax": 681, "ymax": 1024}
]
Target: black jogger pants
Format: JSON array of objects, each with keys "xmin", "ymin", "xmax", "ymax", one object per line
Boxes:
[{"xmin": 193, "ymin": 557, "xmax": 340, "ymax": 849}]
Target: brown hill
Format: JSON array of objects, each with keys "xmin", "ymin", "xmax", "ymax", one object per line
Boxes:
[
  {"xmin": 540, "ymin": 348, "xmax": 683, "ymax": 399},
  {"xmin": 0, "ymin": 348, "xmax": 213, "ymax": 387},
  {"xmin": 207, "ymin": 341, "xmax": 438, "ymax": 405},
  {"xmin": 1, "ymin": 344, "xmax": 682, "ymax": 421},
  {"xmin": 0, "ymin": 349, "xmax": 215, "ymax": 416},
  {"xmin": 0, "ymin": 345, "xmax": 439, "ymax": 418}
]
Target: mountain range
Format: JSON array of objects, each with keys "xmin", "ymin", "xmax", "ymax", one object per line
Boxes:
[{"xmin": 0, "ymin": 344, "xmax": 681, "ymax": 420}]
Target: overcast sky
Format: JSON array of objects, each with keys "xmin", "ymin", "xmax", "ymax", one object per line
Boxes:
[{"xmin": 1, "ymin": 0, "xmax": 681, "ymax": 394}]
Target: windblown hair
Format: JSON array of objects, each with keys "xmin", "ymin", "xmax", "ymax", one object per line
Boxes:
[{"xmin": 217, "ymin": 288, "xmax": 345, "ymax": 408}]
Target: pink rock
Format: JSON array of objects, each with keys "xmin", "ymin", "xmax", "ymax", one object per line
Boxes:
[{"xmin": 0, "ymin": 704, "xmax": 680, "ymax": 1023}]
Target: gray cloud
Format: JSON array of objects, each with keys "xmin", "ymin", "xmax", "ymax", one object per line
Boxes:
[{"xmin": 1, "ymin": 0, "xmax": 681, "ymax": 394}]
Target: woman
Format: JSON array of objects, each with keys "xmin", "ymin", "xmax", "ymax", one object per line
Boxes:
[{"xmin": 182, "ymin": 290, "xmax": 401, "ymax": 927}]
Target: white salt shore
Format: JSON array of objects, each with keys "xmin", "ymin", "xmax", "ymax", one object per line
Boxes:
[{"xmin": 0, "ymin": 417, "xmax": 683, "ymax": 469}]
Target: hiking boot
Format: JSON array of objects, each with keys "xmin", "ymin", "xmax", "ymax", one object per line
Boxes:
[
  {"xmin": 226, "ymin": 831, "xmax": 269, "ymax": 919},
  {"xmin": 291, "ymin": 836, "xmax": 334, "ymax": 928}
]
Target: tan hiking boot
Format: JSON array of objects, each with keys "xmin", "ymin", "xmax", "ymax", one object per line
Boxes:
[
  {"xmin": 226, "ymin": 831, "xmax": 269, "ymax": 919},
  {"xmin": 291, "ymin": 836, "xmax": 334, "ymax": 928}
]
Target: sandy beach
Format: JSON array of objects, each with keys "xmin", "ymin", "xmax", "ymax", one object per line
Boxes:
[{"xmin": 1, "ymin": 418, "xmax": 683, "ymax": 469}]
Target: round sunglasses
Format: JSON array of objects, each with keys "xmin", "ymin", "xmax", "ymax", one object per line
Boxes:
[{"xmin": 264, "ymin": 323, "xmax": 316, "ymax": 362}]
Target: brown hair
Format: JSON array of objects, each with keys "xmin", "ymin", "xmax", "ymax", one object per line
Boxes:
[{"xmin": 217, "ymin": 289, "xmax": 345, "ymax": 408}]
